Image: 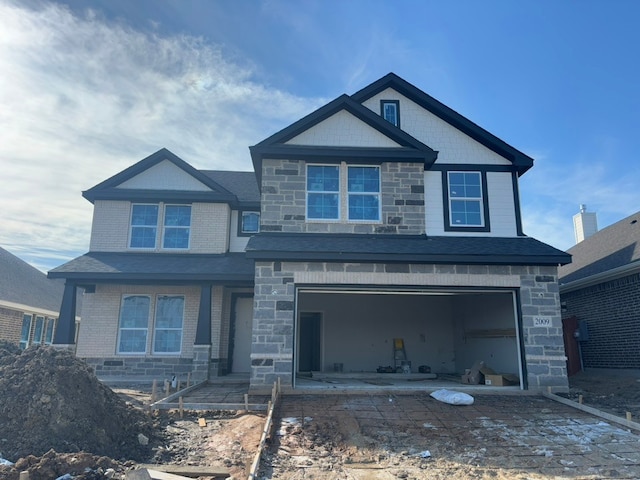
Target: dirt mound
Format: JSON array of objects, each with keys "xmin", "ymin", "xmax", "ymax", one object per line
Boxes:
[
  {"xmin": 1, "ymin": 449, "xmax": 130, "ymax": 480},
  {"xmin": 0, "ymin": 343, "xmax": 154, "ymax": 463}
]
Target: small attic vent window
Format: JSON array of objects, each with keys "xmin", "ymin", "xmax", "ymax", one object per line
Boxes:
[{"xmin": 380, "ymin": 100, "xmax": 400, "ymax": 127}]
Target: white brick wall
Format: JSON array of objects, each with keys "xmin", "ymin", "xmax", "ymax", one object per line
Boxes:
[
  {"xmin": 362, "ymin": 88, "xmax": 512, "ymax": 166},
  {"xmin": 117, "ymin": 159, "xmax": 210, "ymax": 190},
  {"xmin": 90, "ymin": 201, "xmax": 130, "ymax": 251},
  {"xmin": 89, "ymin": 201, "xmax": 230, "ymax": 253},
  {"xmin": 77, "ymin": 284, "xmax": 200, "ymax": 358},
  {"xmin": 286, "ymin": 110, "xmax": 401, "ymax": 147}
]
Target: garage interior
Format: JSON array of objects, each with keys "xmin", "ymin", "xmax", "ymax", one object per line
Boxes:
[{"xmin": 294, "ymin": 287, "xmax": 524, "ymax": 390}]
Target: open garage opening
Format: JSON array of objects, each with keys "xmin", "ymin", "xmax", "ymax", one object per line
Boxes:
[{"xmin": 294, "ymin": 287, "xmax": 524, "ymax": 389}]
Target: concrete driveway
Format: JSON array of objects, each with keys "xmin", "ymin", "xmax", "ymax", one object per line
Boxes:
[{"xmin": 262, "ymin": 393, "xmax": 640, "ymax": 479}]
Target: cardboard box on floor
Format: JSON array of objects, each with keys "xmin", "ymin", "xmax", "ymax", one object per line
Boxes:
[
  {"xmin": 461, "ymin": 361, "xmax": 519, "ymax": 386},
  {"xmin": 461, "ymin": 361, "xmax": 495, "ymax": 384},
  {"xmin": 484, "ymin": 374, "xmax": 519, "ymax": 386}
]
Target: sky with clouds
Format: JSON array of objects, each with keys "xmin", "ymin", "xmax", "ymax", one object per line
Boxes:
[{"xmin": 1, "ymin": 0, "xmax": 639, "ymax": 272}]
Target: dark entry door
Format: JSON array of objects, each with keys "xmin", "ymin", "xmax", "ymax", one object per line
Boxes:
[
  {"xmin": 562, "ymin": 316, "xmax": 581, "ymax": 376},
  {"xmin": 299, "ymin": 312, "xmax": 322, "ymax": 372}
]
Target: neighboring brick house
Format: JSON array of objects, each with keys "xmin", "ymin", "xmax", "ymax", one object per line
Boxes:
[
  {"xmin": 559, "ymin": 211, "xmax": 640, "ymax": 369},
  {"xmin": 50, "ymin": 73, "xmax": 571, "ymax": 392},
  {"xmin": 0, "ymin": 247, "xmax": 70, "ymax": 348}
]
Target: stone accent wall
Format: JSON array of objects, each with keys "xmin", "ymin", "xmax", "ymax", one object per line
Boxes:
[
  {"xmin": 83, "ymin": 356, "xmax": 194, "ymax": 381},
  {"xmin": 562, "ymin": 273, "xmax": 640, "ymax": 369},
  {"xmin": 251, "ymin": 261, "xmax": 568, "ymax": 392},
  {"xmin": 260, "ymin": 159, "xmax": 425, "ymax": 235}
]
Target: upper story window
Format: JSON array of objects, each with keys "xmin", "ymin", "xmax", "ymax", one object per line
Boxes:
[
  {"xmin": 306, "ymin": 164, "xmax": 381, "ymax": 222},
  {"xmin": 348, "ymin": 166, "xmax": 381, "ymax": 221},
  {"xmin": 240, "ymin": 211, "xmax": 260, "ymax": 235},
  {"xmin": 446, "ymin": 171, "xmax": 486, "ymax": 228},
  {"xmin": 162, "ymin": 205, "xmax": 191, "ymax": 249},
  {"xmin": 307, "ymin": 165, "xmax": 340, "ymax": 220},
  {"xmin": 129, "ymin": 203, "xmax": 191, "ymax": 250},
  {"xmin": 130, "ymin": 204, "xmax": 158, "ymax": 248},
  {"xmin": 380, "ymin": 100, "xmax": 400, "ymax": 127}
]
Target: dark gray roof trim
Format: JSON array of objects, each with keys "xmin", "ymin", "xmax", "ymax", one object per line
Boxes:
[
  {"xmin": 250, "ymin": 94, "xmax": 438, "ymax": 187},
  {"xmin": 351, "ymin": 73, "xmax": 534, "ymax": 175},
  {"xmin": 246, "ymin": 233, "xmax": 571, "ymax": 266},
  {"xmin": 48, "ymin": 252, "xmax": 255, "ymax": 284},
  {"xmin": 84, "ymin": 189, "xmax": 239, "ymax": 204},
  {"xmin": 83, "ymin": 148, "xmax": 236, "ymax": 204}
]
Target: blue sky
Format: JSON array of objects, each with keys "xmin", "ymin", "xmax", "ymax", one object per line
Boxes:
[{"xmin": 1, "ymin": 0, "xmax": 639, "ymax": 272}]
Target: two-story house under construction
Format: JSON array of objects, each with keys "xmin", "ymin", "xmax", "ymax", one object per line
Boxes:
[{"xmin": 49, "ymin": 73, "xmax": 571, "ymax": 392}]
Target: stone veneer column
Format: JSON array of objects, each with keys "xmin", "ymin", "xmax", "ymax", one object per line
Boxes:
[
  {"xmin": 517, "ymin": 265, "xmax": 569, "ymax": 391},
  {"xmin": 191, "ymin": 345, "xmax": 212, "ymax": 383},
  {"xmin": 250, "ymin": 261, "xmax": 295, "ymax": 390}
]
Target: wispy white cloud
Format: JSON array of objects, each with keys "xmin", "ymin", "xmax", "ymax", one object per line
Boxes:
[
  {"xmin": 0, "ymin": 0, "xmax": 323, "ymax": 272},
  {"xmin": 520, "ymin": 147, "xmax": 640, "ymax": 251}
]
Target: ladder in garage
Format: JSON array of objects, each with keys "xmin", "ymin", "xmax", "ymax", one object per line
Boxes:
[{"xmin": 393, "ymin": 338, "xmax": 407, "ymax": 370}]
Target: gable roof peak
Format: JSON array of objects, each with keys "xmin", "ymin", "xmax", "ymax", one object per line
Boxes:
[{"xmin": 82, "ymin": 148, "xmax": 236, "ymax": 204}]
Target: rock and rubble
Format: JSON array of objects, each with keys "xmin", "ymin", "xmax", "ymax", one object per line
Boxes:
[{"xmin": 0, "ymin": 342, "xmax": 154, "ymax": 479}]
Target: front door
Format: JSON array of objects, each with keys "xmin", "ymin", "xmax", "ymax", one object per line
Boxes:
[
  {"xmin": 231, "ymin": 295, "xmax": 253, "ymax": 373},
  {"xmin": 299, "ymin": 312, "xmax": 322, "ymax": 372}
]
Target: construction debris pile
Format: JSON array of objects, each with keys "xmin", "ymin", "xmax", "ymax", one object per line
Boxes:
[{"xmin": 0, "ymin": 342, "xmax": 154, "ymax": 479}]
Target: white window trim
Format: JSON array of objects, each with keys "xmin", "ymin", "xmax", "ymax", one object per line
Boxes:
[
  {"xmin": 161, "ymin": 204, "xmax": 192, "ymax": 250},
  {"xmin": 306, "ymin": 162, "xmax": 382, "ymax": 223},
  {"xmin": 129, "ymin": 203, "xmax": 192, "ymax": 251},
  {"xmin": 306, "ymin": 164, "xmax": 341, "ymax": 222},
  {"xmin": 129, "ymin": 203, "xmax": 159, "ymax": 250},
  {"xmin": 447, "ymin": 171, "xmax": 485, "ymax": 228},
  {"xmin": 152, "ymin": 295, "xmax": 184, "ymax": 355},
  {"xmin": 117, "ymin": 295, "xmax": 151, "ymax": 355}
]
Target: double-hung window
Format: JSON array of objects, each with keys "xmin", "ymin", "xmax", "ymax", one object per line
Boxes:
[
  {"xmin": 20, "ymin": 314, "xmax": 32, "ymax": 349},
  {"xmin": 130, "ymin": 204, "xmax": 158, "ymax": 248},
  {"xmin": 307, "ymin": 165, "xmax": 340, "ymax": 220},
  {"xmin": 118, "ymin": 296, "xmax": 150, "ymax": 354},
  {"xmin": 307, "ymin": 164, "xmax": 381, "ymax": 222},
  {"xmin": 348, "ymin": 166, "xmax": 381, "ymax": 221},
  {"xmin": 163, "ymin": 205, "xmax": 191, "ymax": 249},
  {"xmin": 44, "ymin": 318, "xmax": 55, "ymax": 345},
  {"xmin": 447, "ymin": 171, "xmax": 485, "ymax": 228},
  {"xmin": 130, "ymin": 203, "xmax": 191, "ymax": 249},
  {"xmin": 33, "ymin": 316, "xmax": 44, "ymax": 345},
  {"xmin": 153, "ymin": 296, "xmax": 184, "ymax": 354}
]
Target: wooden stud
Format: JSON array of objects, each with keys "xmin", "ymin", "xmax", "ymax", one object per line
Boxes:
[
  {"xmin": 579, "ymin": 395, "xmax": 583, "ymax": 404},
  {"xmin": 165, "ymin": 381, "xmax": 170, "ymax": 397},
  {"xmin": 244, "ymin": 393, "xmax": 249, "ymax": 411},
  {"xmin": 198, "ymin": 417, "xmax": 207, "ymax": 427},
  {"xmin": 179, "ymin": 396, "xmax": 184, "ymax": 418},
  {"xmin": 187, "ymin": 372, "xmax": 191, "ymax": 388},
  {"xmin": 627, "ymin": 412, "xmax": 632, "ymax": 422},
  {"xmin": 151, "ymin": 379, "xmax": 158, "ymax": 403}
]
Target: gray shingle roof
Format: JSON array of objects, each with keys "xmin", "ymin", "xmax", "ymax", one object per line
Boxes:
[
  {"xmin": 0, "ymin": 247, "xmax": 64, "ymax": 312},
  {"xmin": 246, "ymin": 234, "xmax": 571, "ymax": 266},
  {"xmin": 202, "ymin": 170, "xmax": 260, "ymax": 204},
  {"xmin": 559, "ymin": 211, "xmax": 640, "ymax": 283},
  {"xmin": 48, "ymin": 252, "xmax": 255, "ymax": 283}
]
